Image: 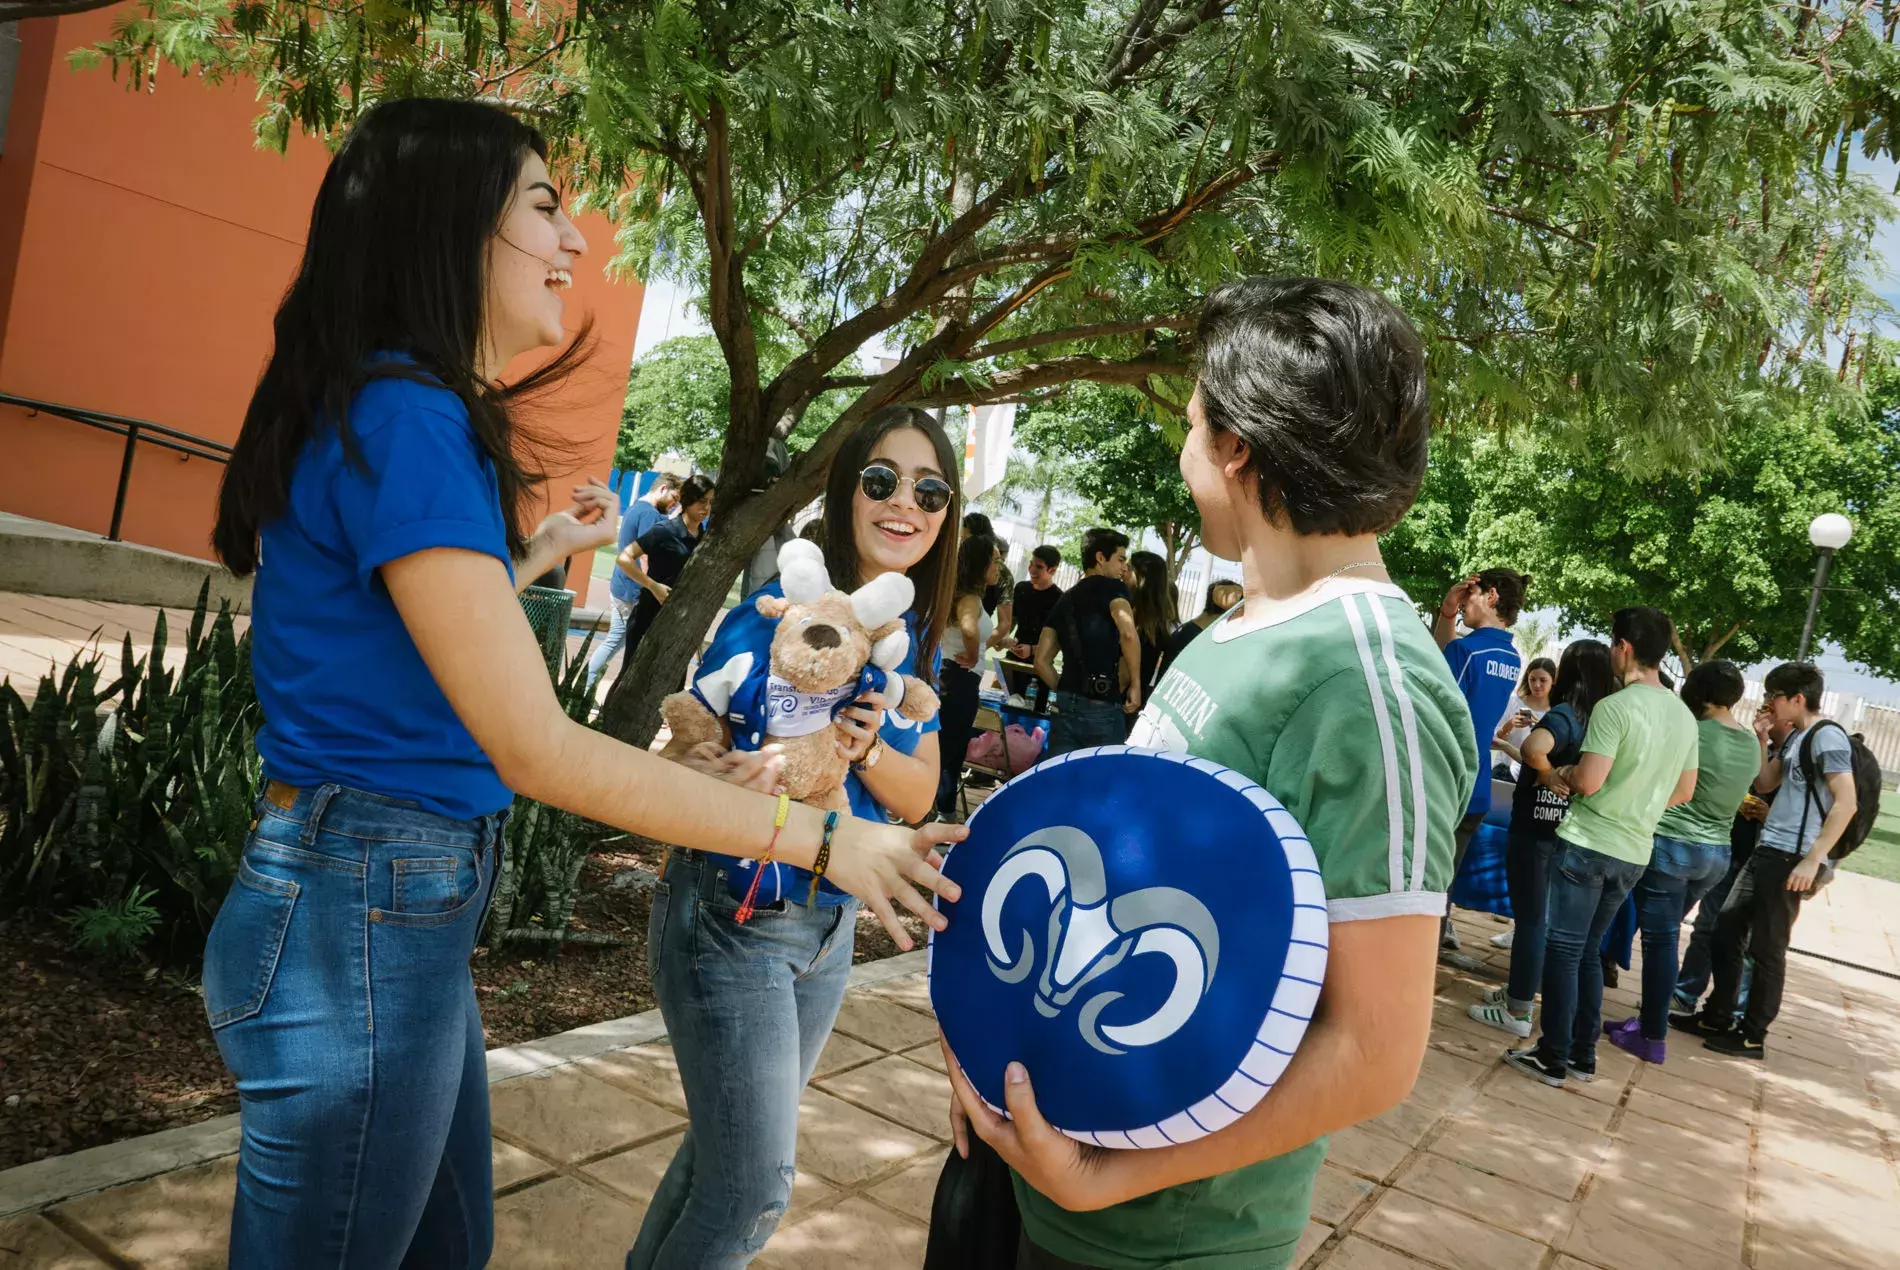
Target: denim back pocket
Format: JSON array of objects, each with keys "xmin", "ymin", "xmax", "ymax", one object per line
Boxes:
[{"xmin": 203, "ymin": 857, "xmax": 300, "ymax": 1029}]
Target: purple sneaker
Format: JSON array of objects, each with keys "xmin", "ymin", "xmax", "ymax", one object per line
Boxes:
[{"xmin": 1605, "ymin": 1018, "xmax": 1665, "ymax": 1064}]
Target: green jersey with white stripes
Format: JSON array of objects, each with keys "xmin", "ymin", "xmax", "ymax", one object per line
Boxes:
[{"xmin": 1017, "ymin": 578, "xmax": 1473, "ymax": 1270}]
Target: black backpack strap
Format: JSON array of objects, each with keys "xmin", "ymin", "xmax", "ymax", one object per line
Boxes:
[{"xmin": 1794, "ymin": 720, "xmax": 1848, "ymax": 851}]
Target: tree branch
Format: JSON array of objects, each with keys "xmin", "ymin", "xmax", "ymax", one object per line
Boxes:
[
  {"xmin": 737, "ymin": 142, "xmax": 891, "ymax": 262},
  {"xmin": 903, "ymin": 356, "xmax": 1192, "ymax": 410},
  {"xmin": 1485, "ymin": 204, "xmax": 1596, "ymax": 247},
  {"xmin": 1099, "ymin": 0, "xmax": 1232, "ymax": 92},
  {"xmin": 967, "ymin": 316, "xmax": 1195, "ymax": 361}
]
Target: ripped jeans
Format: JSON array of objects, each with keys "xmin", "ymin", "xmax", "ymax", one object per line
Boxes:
[{"xmin": 626, "ymin": 849, "xmax": 858, "ymax": 1269}]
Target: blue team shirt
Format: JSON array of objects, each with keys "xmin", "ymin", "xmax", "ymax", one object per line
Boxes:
[
  {"xmin": 1442, "ymin": 626, "xmax": 1523, "ymax": 815},
  {"xmin": 251, "ymin": 374, "xmax": 515, "ymax": 821},
  {"xmin": 610, "ymin": 499, "xmax": 667, "ymax": 604},
  {"xmin": 688, "ymin": 579, "xmax": 941, "ymax": 905}
]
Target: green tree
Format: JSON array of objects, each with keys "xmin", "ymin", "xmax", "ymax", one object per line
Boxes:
[
  {"xmin": 616, "ymin": 336, "xmax": 731, "ymax": 471},
  {"xmin": 617, "ymin": 334, "xmax": 843, "ymax": 472},
  {"xmin": 83, "ymin": 0, "xmax": 1900, "ymax": 740},
  {"xmin": 1015, "ymin": 385, "xmax": 1201, "ymax": 579},
  {"xmin": 1385, "ymin": 345, "xmax": 1900, "ymax": 675}
]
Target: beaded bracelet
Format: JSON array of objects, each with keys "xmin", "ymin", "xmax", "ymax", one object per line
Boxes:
[
  {"xmin": 807, "ymin": 811, "xmax": 840, "ymax": 907},
  {"xmin": 735, "ymin": 791, "xmax": 792, "ymax": 924}
]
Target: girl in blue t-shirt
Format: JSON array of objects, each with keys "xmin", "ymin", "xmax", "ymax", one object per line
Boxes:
[
  {"xmin": 204, "ymin": 100, "xmax": 962, "ymax": 1268},
  {"xmin": 627, "ymin": 406, "xmax": 955, "ymax": 1266}
]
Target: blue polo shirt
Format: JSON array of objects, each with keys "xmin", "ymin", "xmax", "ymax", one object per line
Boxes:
[
  {"xmin": 610, "ymin": 499, "xmax": 667, "ymax": 604},
  {"xmin": 1442, "ymin": 625, "xmax": 1522, "ymax": 815},
  {"xmin": 251, "ymin": 373, "xmax": 515, "ymax": 821}
]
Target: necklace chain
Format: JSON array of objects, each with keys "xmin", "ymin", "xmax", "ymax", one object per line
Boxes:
[{"xmin": 1318, "ymin": 560, "xmax": 1386, "ymax": 584}]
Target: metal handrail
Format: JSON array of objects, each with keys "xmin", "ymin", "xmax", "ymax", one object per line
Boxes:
[{"xmin": 0, "ymin": 391, "xmax": 232, "ymax": 541}]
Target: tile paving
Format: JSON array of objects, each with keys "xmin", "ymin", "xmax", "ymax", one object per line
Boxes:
[{"xmin": 4, "ymin": 589, "xmax": 1900, "ymax": 1267}]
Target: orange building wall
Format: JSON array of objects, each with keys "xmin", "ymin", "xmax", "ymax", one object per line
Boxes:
[{"xmin": 0, "ymin": 6, "xmax": 641, "ymax": 606}]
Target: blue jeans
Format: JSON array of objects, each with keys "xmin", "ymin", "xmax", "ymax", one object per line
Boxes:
[
  {"xmin": 1503, "ymin": 833, "xmax": 1557, "ymax": 1009},
  {"xmin": 586, "ymin": 596, "xmax": 637, "ymax": 687},
  {"xmin": 1049, "ymin": 693, "xmax": 1128, "ymax": 755},
  {"xmin": 628, "ymin": 850, "xmax": 858, "ymax": 1269},
  {"xmin": 1631, "ymin": 835, "xmax": 1729, "ymax": 1041},
  {"xmin": 204, "ymin": 784, "xmax": 505, "ymax": 1268},
  {"xmin": 1534, "ymin": 843, "xmax": 1645, "ymax": 1075}
]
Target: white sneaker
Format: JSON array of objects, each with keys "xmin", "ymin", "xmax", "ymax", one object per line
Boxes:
[
  {"xmin": 1490, "ymin": 927, "xmax": 1515, "ymax": 949},
  {"xmin": 1468, "ymin": 1001, "xmax": 1532, "ymax": 1038},
  {"xmin": 1480, "ymin": 986, "xmax": 1509, "ymax": 1007}
]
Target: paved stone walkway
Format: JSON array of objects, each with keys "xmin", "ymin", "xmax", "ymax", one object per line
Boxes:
[
  {"xmin": 4, "ymin": 882, "xmax": 1898, "ymax": 1269},
  {"xmin": 4, "ymin": 588, "xmax": 1899, "ymax": 1267}
]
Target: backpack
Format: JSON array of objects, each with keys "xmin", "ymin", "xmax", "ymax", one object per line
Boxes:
[{"xmin": 1796, "ymin": 721, "xmax": 1884, "ymax": 859}]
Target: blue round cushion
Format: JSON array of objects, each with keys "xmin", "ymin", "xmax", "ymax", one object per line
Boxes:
[{"xmin": 929, "ymin": 745, "xmax": 1327, "ymax": 1149}]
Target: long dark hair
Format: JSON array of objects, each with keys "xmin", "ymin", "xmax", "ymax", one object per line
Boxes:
[
  {"xmin": 1681, "ymin": 660, "xmax": 1745, "ymax": 718},
  {"xmin": 1128, "ymin": 550, "xmax": 1176, "ymax": 646},
  {"xmin": 955, "ymin": 534, "xmax": 997, "ymax": 599},
  {"xmin": 823, "ymin": 407, "xmax": 961, "ymax": 681},
  {"xmin": 1552, "ymin": 639, "xmax": 1616, "ymax": 726},
  {"xmin": 213, "ymin": 98, "xmax": 589, "ymax": 574}
]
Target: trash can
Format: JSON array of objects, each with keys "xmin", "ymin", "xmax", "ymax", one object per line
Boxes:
[{"xmin": 518, "ymin": 586, "xmax": 575, "ymax": 675}]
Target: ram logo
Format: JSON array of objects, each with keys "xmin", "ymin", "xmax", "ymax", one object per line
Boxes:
[{"xmin": 981, "ymin": 827, "xmax": 1220, "ymax": 1056}]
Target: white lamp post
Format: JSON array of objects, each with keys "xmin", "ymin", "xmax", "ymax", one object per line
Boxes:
[{"xmin": 1797, "ymin": 513, "xmax": 1853, "ymax": 662}]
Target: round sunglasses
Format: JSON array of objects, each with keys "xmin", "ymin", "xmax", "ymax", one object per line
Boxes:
[{"xmin": 859, "ymin": 464, "xmax": 953, "ymax": 514}]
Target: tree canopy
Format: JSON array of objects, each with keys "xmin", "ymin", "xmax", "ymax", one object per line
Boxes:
[
  {"xmin": 81, "ymin": 0, "xmax": 1900, "ymax": 738},
  {"xmin": 1384, "ymin": 343, "xmax": 1900, "ymax": 676},
  {"xmin": 616, "ymin": 334, "xmax": 840, "ymax": 472}
]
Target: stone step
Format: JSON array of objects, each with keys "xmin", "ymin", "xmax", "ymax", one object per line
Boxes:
[{"xmin": 0, "ymin": 513, "xmax": 250, "ymax": 614}]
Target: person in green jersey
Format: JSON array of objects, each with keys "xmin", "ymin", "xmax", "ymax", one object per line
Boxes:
[
  {"xmin": 1505, "ymin": 606, "xmax": 1699, "ymax": 1088},
  {"xmin": 1603, "ymin": 660, "xmax": 1761, "ymax": 1064},
  {"xmin": 940, "ymin": 276, "xmax": 1473, "ymax": 1270}
]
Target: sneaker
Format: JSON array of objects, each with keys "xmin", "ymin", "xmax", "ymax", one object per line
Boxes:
[
  {"xmin": 1480, "ymin": 986, "xmax": 1509, "ymax": 1007},
  {"xmin": 1669, "ymin": 1010, "xmax": 1731, "ymax": 1038},
  {"xmin": 1568, "ymin": 1064, "xmax": 1597, "ymax": 1083},
  {"xmin": 1441, "ymin": 925, "xmax": 1462, "ymax": 951},
  {"xmin": 1503, "ymin": 1048, "xmax": 1566, "ymax": 1088},
  {"xmin": 1467, "ymin": 1002, "xmax": 1532, "ymax": 1038},
  {"xmin": 1704, "ymin": 1031, "xmax": 1765, "ymax": 1059},
  {"xmin": 1605, "ymin": 1018, "xmax": 1666, "ymax": 1064},
  {"xmin": 1670, "ymin": 989, "xmax": 1699, "ymax": 1015},
  {"xmin": 1490, "ymin": 927, "xmax": 1515, "ymax": 949}
]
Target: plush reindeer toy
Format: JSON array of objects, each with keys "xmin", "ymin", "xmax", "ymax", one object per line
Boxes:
[{"xmin": 661, "ymin": 540, "xmax": 940, "ymax": 812}]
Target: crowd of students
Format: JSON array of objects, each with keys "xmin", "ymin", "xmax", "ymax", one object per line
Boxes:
[
  {"xmin": 1442, "ymin": 593, "xmax": 1866, "ymax": 1073},
  {"xmin": 188, "ymin": 93, "xmax": 1880, "ymax": 1270}
]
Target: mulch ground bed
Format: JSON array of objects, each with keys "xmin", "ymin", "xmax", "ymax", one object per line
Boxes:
[{"xmin": 0, "ymin": 838, "xmax": 929, "ymax": 1174}]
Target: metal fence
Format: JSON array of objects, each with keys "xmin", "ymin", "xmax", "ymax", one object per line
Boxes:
[{"xmin": 1734, "ymin": 681, "xmax": 1900, "ymax": 785}]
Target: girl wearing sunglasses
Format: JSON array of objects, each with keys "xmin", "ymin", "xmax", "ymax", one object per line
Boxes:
[{"xmin": 629, "ymin": 406, "xmax": 959, "ymax": 1267}]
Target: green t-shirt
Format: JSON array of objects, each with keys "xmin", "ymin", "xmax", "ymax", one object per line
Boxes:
[
  {"xmin": 1655, "ymin": 718, "xmax": 1761, "ymax": 847},
  {"xmin": 1555, "ymin": 684, "xmax": 1699, "ymax": 865},
  {"xmin": 1013, "ymin": 580, "xmax": 1474, "ymax": 1270}
]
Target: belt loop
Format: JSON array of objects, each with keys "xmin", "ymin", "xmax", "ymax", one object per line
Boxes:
[{"xmin": 300, "ymin": 785, "xmax": 340, "ymax": 847}]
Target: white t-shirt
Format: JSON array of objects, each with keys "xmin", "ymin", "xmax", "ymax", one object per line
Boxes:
[
  {"xmin": 940, "ymin": 600, "xmax": 994, "ymax": 669},
  {"xmin": 1496, "ymin": 693, "xmax": 1549, "ymax": 774}
]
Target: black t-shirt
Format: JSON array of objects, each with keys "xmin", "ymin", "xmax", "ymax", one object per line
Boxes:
[
  {"xmin": 635, "ymin": 518, "xmax": 703, "ymax": 589},
  {"xmin": 1012, "ymin": 579, "xmax": 1064, "ymax": 649},
  {"xmin": 1157, "ymin": 619, "xmax": 1206, "ymax": 684},
  {"xmin": 1509, "ymin": 703, "xmax": 1586, "ymax": 839},
  {"xmin": 1047, "ymin": 573, "xmax": 1132, "ymax": 698}
]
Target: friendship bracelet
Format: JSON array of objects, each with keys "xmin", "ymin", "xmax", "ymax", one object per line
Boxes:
[
  {"xmin": 807, "ymin": 811, "xmax": 840, "ymax": 908},
  {"xmin": 735, "ymin": 791, "xmax": 792, "ymax": 925}
]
